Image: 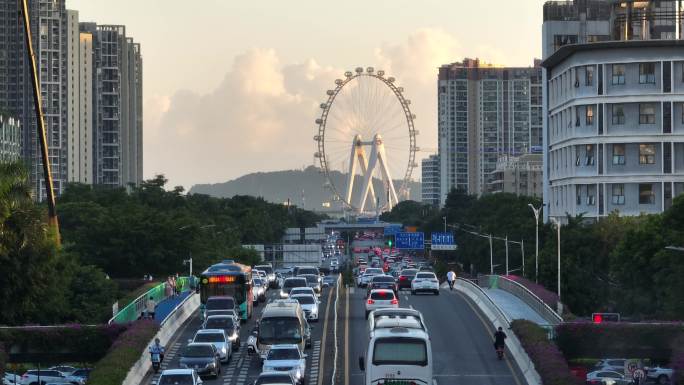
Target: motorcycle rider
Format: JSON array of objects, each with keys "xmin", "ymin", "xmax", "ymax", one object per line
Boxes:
[
  {"xmin": 149, "ymin": 338, "xmax": 165, "ymax": 362},
  {"xmin": 446, "ymin": 270, "xmax": 456, "ymax": 290},
  {"xmin": 493, "ymin": 326, "xmax": 507, "ymax": 356}
]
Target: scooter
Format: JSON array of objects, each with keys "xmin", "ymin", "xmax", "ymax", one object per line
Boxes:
[{"xmin": 151, "ymin": 352, "xmax": 161, "ymax": 373}]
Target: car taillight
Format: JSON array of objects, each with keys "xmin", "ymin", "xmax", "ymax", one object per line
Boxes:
[
  {"xmin": 400, "ymin": 276, "xmax": 406, "ymax": 281},
  {"xmin": 367, "ymin": 299, "xmax": 375, "ymax": 304},
  {"xmin": 391, "ymin": 299, "xmax": 398, "ymax": 305}
]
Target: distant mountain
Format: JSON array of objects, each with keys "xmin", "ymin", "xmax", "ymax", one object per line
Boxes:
[{"xmin": 189, "ymin": 166, "xmax": 421, "ymax": 212}]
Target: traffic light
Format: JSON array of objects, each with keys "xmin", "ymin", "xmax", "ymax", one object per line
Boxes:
[
  {"xmin": 388, "ymin": 239, "xmax": 393, "ymax": 247},
  {"xmin": 592, "ymin": 313, "xmax": 620, "ymax": 323}
]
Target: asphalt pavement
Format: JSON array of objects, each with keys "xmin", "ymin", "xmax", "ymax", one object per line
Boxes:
[
  {"xmin": 141, "ymin": 276, "xmax": 340, "ymax": 385},
  {"xmin": 341, "ymin": 261, "xmax": 525, "ymax": 385}
]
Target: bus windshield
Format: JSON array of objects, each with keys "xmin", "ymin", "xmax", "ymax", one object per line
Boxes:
[
  {"xmin": 372, "ymin": 337, "xmax": 427, "ymax": 366},
  {"xmin": 259, "ymin": 317, "xmax": 302, "ymax": 345}
]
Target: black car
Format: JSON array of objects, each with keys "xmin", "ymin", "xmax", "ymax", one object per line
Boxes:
[
  {"xmin": 397, "ymin": 269, "xmax": 419, "ymax": 290},
  {"xmin": 367, "ymin": 275, "xmax": 398, "ymax": 295},
  {"xmin": 280, "ymin": 277, "xmax": 308, "ymax": 298},
  {"xmin": 202, "ymin": 315, "xmax": 241, "ymax": 350},
  {"xmin": 179, "ymin": 343, "xmax": 221, "ymax": 378}
]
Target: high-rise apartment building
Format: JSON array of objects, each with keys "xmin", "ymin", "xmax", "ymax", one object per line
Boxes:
[
  {"xmin": 0, "ymin": 0, "xmax": 68, "ymax": 200},
  {"xmin": 79, "ymin": 22, "xmax": 143, "ymax": 188},
  {"xmin": 66, "ymin": 9, "xmax": 93, "ymax": 184},
  {"xmin": 486, "ymin": 153, "xmax": 543, "ymax": 198},
  {"xmin": 0, "ymin": 114, "xmax": 21, "ymax": 162},
  {"xmin": 437, "ymin": 58, "xmax": 542, "ymax": 202},
  {"xmin": 421, "ymin": 154, "xmax": 440, "ymax": 206},
  {"xmin": 542, "ymin": 0, "xmax": 684, "ymax": 222}
]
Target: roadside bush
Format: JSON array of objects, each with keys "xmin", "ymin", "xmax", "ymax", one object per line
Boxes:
[
  {"xmin": 88, "ymin": 320, "xmax": 159, "ymax": 385},
  {"xmin": 511, "ymin": 320, "xmax": 582, "ymax": 385},
  {"xmin": 555, "ymin": 322, "xmax": 684, "ymax": 362},
  {"xmin": 0, "ymin": 324, "xmax": 126, "ymax": 364}
]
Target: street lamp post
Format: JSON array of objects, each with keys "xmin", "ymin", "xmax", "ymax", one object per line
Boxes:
[
  {"xmin": 442, "ymin": 216, "xmax": 447, "ymax": 233},
  {"xmin": 528, "ymin": 203, "xmax": 543, "ymax": 283},
  {"xmin": 550, "ymin": 217, "xmax": 562, "ymax": 314}
]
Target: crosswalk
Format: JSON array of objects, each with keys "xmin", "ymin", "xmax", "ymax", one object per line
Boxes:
[{"xmin": 309, "ymin": 340, "xmax": 321, "ymax": 384}]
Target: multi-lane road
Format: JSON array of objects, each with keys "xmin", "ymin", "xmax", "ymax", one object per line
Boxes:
[{"xmin": 143, "ymin": 266, "xmax": 525, "ymax": 385}]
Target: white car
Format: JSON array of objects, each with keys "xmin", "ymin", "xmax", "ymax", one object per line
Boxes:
[
  {"xmin": 291, "ymin": 293, "xmax": 320, "ymax": 322},
  {"xmin": 19, "ymin": 370, "xmax": 70, "ymax": 385},
  {"xmin": 155, "ymin": 369, "xmax": 203, "ymax": 385},
  {"xmin": 290, "ymin": 286, "xmax": 318, "ymax": 298},
  {"xmin": 253, "ymin": 278, "xmax": 266, "ymax": 303},
  {"xmin": 411, "ymin": 272, "xmax": 440, "ymax": 295},
  {"xmin": 586, "ymin": 370, "xmax": 629, "ymax": 385},
  {"xmin": 262, "ymin": 344, "xmax": 307, "ymax": 385},
  {"xmin": 4, "ymin": 373, "xmax": 18, "ymax": 385},
  {"xmin": 646, "ymin": 366, "xmax": 674, "ymax": 384},
  {"xmin": 364, "ymin": 289, "xmax": 398, "ymax": 318},
  {"xmin": 191, "ymin": 329, "xmax": 232, "ymax": 363}
]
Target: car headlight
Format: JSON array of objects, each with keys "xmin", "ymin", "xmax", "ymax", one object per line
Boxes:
[
  {"xmin": 310, "ymin": 308, "xmax": 318, "ymax": 315},
  {"xmin": 221, "ymin": 347, "xmax": 227, "ymax": 354},
  {"xmin": 207, "ymin": 362, "xmax": 216, "ymax": 368},
  {"xmin": 293, "ymin": 369, "xmax": 302, "ymax": 379},
  {"xmin": 229, "ymin": 332, "xmax": 239, "ymax": 341}
]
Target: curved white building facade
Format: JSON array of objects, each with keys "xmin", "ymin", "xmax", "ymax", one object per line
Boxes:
[{"xmin": 542, "ymin": 40, "xmax": 684, "ymax": 222}]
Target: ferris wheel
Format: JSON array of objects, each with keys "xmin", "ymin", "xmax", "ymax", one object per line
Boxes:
[{"xmin": 313, "ymin": 67, "xmax": 418, "ymax": 213}]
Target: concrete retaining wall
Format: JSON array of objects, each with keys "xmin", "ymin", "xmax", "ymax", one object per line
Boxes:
[
  {"xmin": 121, "ymin": 293, "xmax": 200, "ymax": 385},
  {"xmin": 454, "ymin": 279, "xmax": 542, "ymax": 385}
]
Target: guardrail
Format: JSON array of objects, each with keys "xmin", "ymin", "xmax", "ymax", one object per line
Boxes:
[
  {"xmin": 109, "ymin": 276, "xmax": 193, "ymax": 324},
  {"xmin": 479, "ymin": 275, "xmax": 563, "ymax": 326},
  {"xmin": 454, "ymin": 279, "xmax": 541, "ymax": 385}
]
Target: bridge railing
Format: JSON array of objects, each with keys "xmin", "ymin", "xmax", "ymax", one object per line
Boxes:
[
  {"xmin": 109, "ymin": 276, "xmax": 192, "ymax": 324},
  {"xmin": 478, "ymin": 275, "xmax": 563, "ymax": 326}
]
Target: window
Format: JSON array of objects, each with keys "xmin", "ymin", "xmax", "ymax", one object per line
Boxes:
[
  {"xmin": 639, "ymin": 144, "xmax": 656, "ymax": 164},
  {"xmin": 639, "ymin": 104, "xmax": 656, "ymax": 124},
  {"xmin": 612, "ymin": 184, "xmax": 625, "ymax": 205},
  {"xmin": 612, "ymin": 64, "xmax": 625, "ymax": 85},
  {"xmin": 639, "ymin": 184, "xmax": 655, "ymax": 204},
  {"xmin": 585, "ymin": 65, "xmax": 594, "ymax": 86},
  {"xmin": 586, "ymin": 105, "xmax": 594, "ymax": 125},
  {"xmin": 639, "ymin": 63, "xmax": 656, "ymax": 84},
  {"xmin": 612, "ymin": 105, "xmax": 625, "ymax": 125},
  {"xmin": 586, "ymin": 144, "xmax": 595, "ymax": 165},
  {"xmin": 612, "ymin": 144, "xmax": 625, "ymax": 165},
  {"xmin": 576, "ymin": 194, "xmax": 581, "ymax": 205},
  {"xmin": 373, "ymin": 337, "xmax": 428, "ymax": 366}
]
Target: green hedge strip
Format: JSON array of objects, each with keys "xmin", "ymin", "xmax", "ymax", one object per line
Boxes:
[{"xmin": 87, "ymin": 320, "xmax": 159, "ymax": 385}]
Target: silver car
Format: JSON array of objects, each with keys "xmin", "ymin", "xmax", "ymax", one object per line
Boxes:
[
  {"xmin": 191, "ymin": 329, "xmax": 231, "ymax": 363},
  {"xmin": 262, "ymin": 344, "xmax": 307, "ymax": 385}
]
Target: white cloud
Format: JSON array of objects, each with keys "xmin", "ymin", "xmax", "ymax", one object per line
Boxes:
[{"xmin": 144, "ymin": 28, "xmax": 503, "ymax": 189}]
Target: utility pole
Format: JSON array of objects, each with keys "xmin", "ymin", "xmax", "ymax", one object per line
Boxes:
[
  {"xmin": 489, "ymin": 234, "xmax": 493, "ymax": 274},
  {"xmin": 550, "ymin": 217, "xmax": 562, "ymax": 313},
  {"xmin": 505, "ymin": 234, "xmax": 509, "ymax": 275},
  {"xmin": 528, "ymin": 203, "xmax": 543, "ymax": 283},
  {"xmin": 520, "ymin": 238, "xmax": 525, "ymax": 277},
  {"xmin": 21, "ymin": 0, "xmax": 59, "ymax": 243}
]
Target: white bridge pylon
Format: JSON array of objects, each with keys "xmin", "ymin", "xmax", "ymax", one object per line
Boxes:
[{"xmin": 344, "ymin": 134, "xmax": 399, "ymax": 213}]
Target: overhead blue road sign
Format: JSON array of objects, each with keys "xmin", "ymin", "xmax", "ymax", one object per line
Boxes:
[
  {"xmin": 431, "ymin": 232, "xmax": 457, "ymax": 250},
  {"xmin": 395, "ymin": 232, "xmax": 425, "ymax": 249},
  {"xmin": 384, "ymin": 224, "xmax": 403, "ymax": 236}
]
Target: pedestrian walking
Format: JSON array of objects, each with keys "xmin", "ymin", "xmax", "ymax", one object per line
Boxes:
[
  {"xmin": 446, "ymin": 270, "xmax": 456, "ymax": 290},
  {"xmin": 165, "ymin": 277, "xmax": 173, "ymax": 298},
  {"xmin": 171, "ymin": 276, "xmax": 177, "ymax": 297},
  {"xmin": 145, "ymin": 296, "xmax": 157, "ymax": 319}
]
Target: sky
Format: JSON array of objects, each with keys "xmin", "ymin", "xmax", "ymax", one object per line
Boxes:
[{"xmin": 67, "ymin": 0, "xmax": 546, "ymax": 190}]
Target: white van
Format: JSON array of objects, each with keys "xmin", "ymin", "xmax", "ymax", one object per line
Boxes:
[{"xmin": 359, "ymin": 327, "xmax": 432, "ymax": 385}]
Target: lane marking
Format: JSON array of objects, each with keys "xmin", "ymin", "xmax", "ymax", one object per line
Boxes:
[
  {"xmin": 455, "ymin": 290, "xmax": 523, "ymax": 385},
  {"xmin": 344, "ymin": 286, "xmax": 350, "ymax": 385},
  {"xmin": 317, "ymin": 281, "xmax": 335, "ymax": 385}
]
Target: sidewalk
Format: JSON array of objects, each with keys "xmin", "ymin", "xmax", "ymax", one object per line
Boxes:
[
  {"xmin": 483, "ymin": 288, "xmax": 548, "ymax": 325},
  {"xmin": 154, "ymin": 290, "xmax": 192, "ymax": 322}
]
